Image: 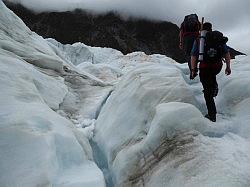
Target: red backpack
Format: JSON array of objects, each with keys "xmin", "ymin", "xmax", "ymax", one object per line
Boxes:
[{"xmin": 182, "ymin": 14, "xmax": 200, "ymax": 34}]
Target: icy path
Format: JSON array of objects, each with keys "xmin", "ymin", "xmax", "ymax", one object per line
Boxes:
[{"xmin": 56, "ymin": 67, "xmax": 115, "ymax": 187}]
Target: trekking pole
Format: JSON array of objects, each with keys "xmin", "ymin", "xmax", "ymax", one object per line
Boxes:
[
  {"xmin": 198, "ymin": 17, "xmax": 205, "ymax": 62},
  {"xmin": 200, "ymin": 17, "xmax": 204, "ymax": 31}
]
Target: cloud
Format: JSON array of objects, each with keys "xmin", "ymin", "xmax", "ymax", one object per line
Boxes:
[{"xmin": 5, "ymin": 0, "xmax": 250, "ymax": 54}]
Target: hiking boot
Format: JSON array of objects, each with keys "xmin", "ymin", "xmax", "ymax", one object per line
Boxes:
[{"xmin": 205, "ymin": 114, "xmax": 216, "ymax": 122}]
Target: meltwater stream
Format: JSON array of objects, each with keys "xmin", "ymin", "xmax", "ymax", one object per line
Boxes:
[{"xmin": 90, "ymin": 140, "xmax": 114, "ymax": 187}]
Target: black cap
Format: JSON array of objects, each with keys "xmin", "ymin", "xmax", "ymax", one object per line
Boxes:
[{"xmin": 203, "ymin": 22, "xmax": 212, "ymax": 31}]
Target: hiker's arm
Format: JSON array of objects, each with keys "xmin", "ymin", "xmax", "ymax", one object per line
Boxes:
[
  {"xmin": 190, "ymin": 55, "xmax": 198, "ymax": 79},
  {"xmin": 190, "ymin": 40, "xmax": 198, "ymax": 79},
  {"xmin": 191, "ymin": 55, "xmax": 197, "ymax": 71},
  {"xmin": 224, "ymin": 52, "xmax": 231, "ymax": 75}
]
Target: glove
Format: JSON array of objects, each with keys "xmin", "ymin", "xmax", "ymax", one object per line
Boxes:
[
  {"xmin": 190, "ymin": 68, "xmax": 198, "ymax": 80},
  {"xmin": 225, "ymin": 66, "xmax": 231, "ymax": 75}
]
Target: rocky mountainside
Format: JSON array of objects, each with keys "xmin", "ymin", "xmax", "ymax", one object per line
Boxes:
[{"xmin": 4, "ymin": 1, "xmax": 244, "ymax": 63}]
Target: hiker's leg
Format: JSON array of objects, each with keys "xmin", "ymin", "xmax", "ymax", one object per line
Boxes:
[
  {"xmin": 200, "ymin": 69, "xmax": 217, "ymax": 119},
  {"xmin": 212, "ymin": 76, "xmax": 218, "ymax": 97},
  {"xmin": 212, "ymin": 64, "xmax": 222, "ymax": 97},
  {"xmin": 204, "ymin": 87, "xmax": 217, "ymax": 118}
]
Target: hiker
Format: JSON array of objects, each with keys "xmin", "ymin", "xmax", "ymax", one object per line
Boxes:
[
  {"xmin": 179, "ymin": 14, "xmax": 201, "ymax": 72},
  {"xmin": 190, "ymin": 22, "xmax": 231, "ymax": 122}
]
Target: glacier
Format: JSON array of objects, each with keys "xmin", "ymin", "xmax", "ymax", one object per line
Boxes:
[{"xmin": 1, "ymin": 1, "xmax": 250, "ymax": 187}]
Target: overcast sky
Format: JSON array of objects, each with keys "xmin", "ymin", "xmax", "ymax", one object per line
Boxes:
[{"xmin": 6, "ymin": 0, "xmax": 250, "ymax": 54}]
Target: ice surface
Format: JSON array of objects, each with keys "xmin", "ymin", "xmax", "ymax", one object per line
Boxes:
[
  {"xmin": 0, "ymin": 54, "xmax": 105, "ymax": 187},
  {"xmin": 0, "ymin": 2, "xmax": 65, "ymax": 72},
  {"xmin": 94, "ymin": 62, "xmax": 199, "ymax": 162},
  {"xmin": 94, "ymin": 56, "xmax": 250, "ymax": 186},
  {"xmin": 47, "ymin": 38, "xmax": 94, "ymax": 66},
  {"xmin": 0, "ymin": 2, "xmax": 106, "ymax": 187}
]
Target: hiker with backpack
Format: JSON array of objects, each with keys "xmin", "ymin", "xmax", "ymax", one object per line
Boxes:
[
  {"xmin": 179, "ymin": 14, "xmax": 201, "ymax": 73},
  {"xmin": 190, "ymin": 22, "xmax": 231, "ymax": 122}
]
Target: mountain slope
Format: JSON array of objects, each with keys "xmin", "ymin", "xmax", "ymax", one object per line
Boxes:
[{"xmin": 4, "ymin": 1, "xmax": 244, "ymax": 64}]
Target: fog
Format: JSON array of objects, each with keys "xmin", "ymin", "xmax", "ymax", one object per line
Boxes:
[{"xmin": 5, "ymin": 0, "xmax": 250, "ymax": 54}]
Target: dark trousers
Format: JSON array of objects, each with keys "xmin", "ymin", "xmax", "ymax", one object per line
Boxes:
[{"xmin": 199, "ymin": 64, "xmax": 222, "ymax": 117}]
